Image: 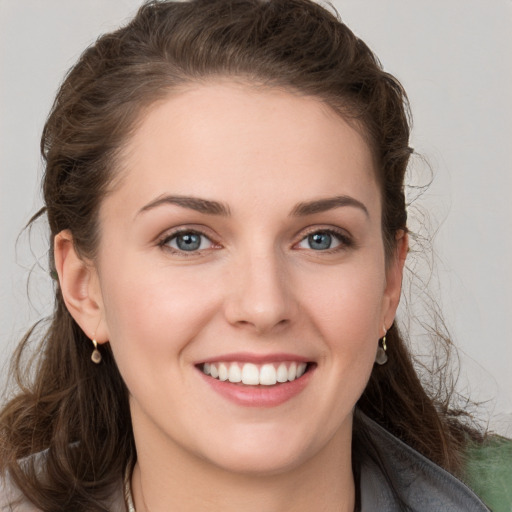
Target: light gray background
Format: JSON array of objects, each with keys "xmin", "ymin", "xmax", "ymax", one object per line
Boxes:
[{"xmin": 1, "ymin": 1, "xmax": 511, "ymax": 434}]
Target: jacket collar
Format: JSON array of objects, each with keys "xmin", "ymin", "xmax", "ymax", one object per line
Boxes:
[{"xmin": 357, "ymin": 412, "xmax": 490, "ymax": 511}]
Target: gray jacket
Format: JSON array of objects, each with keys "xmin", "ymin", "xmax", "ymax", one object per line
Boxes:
[
  {"xmin": 0, "ymin": 413, "xmax": 490, "ymax": 511},
  {"xmin": 357, "ymin": 413, "xmax": 490, "ymax": 511}
]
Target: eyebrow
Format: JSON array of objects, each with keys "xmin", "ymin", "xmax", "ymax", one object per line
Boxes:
[
  {"xmin": 137, "ymin": 195, "xmax": 231, "ymax": 217},
  {"xmin": 137, "ymin": 194, "xmax": 369, "ymax": 218},
  {"xmin": 290, "ymin": 195, "xmax": 369, "ymax": 217}
]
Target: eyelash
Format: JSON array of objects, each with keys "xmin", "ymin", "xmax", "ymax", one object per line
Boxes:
[
  {"xmin": 157, "ymin": 228, "xmax": 218, "ymax": 257},
  {"xmin": 295, "ymin": 227, "xmax": 354, "ymax": 253},
  {"xmin": 157, "ymin": 226, "xmax": 353, "ymax": 256}
]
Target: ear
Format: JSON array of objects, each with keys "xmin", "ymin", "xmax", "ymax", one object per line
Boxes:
[
  {"xmin": 381, "ymin": 230, "xmax": 408, "ymax": 333},
  {"xmin": 54, "ymin": 230, "xmax": 109, "ymax": 343}
]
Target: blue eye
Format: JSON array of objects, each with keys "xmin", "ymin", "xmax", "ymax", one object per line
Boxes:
[
  {"xmin": 297, "ymin": 230, "xmax": 343, "ymax": 251},
  {"xmin": 164, "ymin": 231, "xmax": 212, "ymax": 252}
]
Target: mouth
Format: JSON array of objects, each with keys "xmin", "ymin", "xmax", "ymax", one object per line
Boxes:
[{"xmin": 198, "ymin": 361, "xmax": 314, "ymax": 386}]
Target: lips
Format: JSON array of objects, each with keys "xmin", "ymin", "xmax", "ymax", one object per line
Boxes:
[
  {"xmin": 197, "ymin": 355, "xmax": 314, "ymax": 407},
  {"xmin": 201, "ymin": 361, "xmax": 308, "ymax": 386}
]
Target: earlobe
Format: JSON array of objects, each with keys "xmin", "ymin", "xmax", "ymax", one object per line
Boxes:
[
  {"xmin": 382, "ymin": 230, "xmax": 409, "ymax": 330},
  {"xmin": 54, "ymin": 230, "xmax": 108, "ymax": 343}
]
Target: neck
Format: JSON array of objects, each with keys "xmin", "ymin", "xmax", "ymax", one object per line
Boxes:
[{"xmin": 131, "ymin": 423, "xmax": 355, "ymax": 512}]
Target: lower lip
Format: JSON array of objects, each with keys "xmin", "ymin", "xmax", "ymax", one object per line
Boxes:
[{"xmin": 199, "ymin": 366, "xmax": 314, "ymax": 407}]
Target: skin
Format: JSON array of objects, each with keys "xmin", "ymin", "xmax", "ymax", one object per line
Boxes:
[{"xmin": 55, "ymin": 82, "xmax": 407, "ymax": 512}]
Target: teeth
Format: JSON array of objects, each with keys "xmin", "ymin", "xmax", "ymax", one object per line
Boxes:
[
  {"xmin": 276, "ymin": 363, "xmax": 288, "ymax": 383},
  {"xmin": 288, "ymin": 362, "xmax": 297, "ymax": 381},
  {"xmin": 228, "ymin": 364, "xmax": 242, "ymax": 383},
  {"xmin": 201, "ymin": 361, "xmax": 309, "ymax": 386},
  {"xmin": 260, "ymin": 364, "xmax": 277, "ymax": 386},
  {"xmin": 241, "ymin": 363, "xmax": 259, "ymax": 385},
  {"xmin": 218, "ymin": 363, "xmax": 228, "ymax": 381}
]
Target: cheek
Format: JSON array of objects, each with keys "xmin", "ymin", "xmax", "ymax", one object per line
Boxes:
[
  {"xmin": 302, "ymin": 261, "xmax": 386, "ymax": 343},
  {"xmin": 297, "ymin": 256, "xmax": 386, "ymax": 399},
  {"xmin": 99, "ymin": 259, "xmax": 221, "ymax": 364},
  {"xmin": 289, "ymin": 260, "xmax": 386, "ymax": 438}
]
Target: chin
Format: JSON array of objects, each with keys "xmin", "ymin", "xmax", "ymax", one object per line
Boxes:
[
  {"xmin": 206, "ymin": 448, "xmax": 310, "ymax": 477},
  {"xmin": 191, "ymin": 425, "xmax": 324, "ymax": 477}
]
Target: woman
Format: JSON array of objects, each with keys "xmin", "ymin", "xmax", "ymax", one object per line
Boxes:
[{"xmin": 0, "ymin": 0, "xmax": 502, "ymax": 510}]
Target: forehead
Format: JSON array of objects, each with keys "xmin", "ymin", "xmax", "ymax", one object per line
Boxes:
[{"xmin": 110, "ymin": 81, "xmax": 379, "ymax": 218}]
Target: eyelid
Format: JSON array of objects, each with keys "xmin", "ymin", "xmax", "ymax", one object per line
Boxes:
[
  {"xmin": 155, "ymin": 224, "xmax": 354, "ymax": 256},
  {"xmin": 157, "ymin": 226, "xmax": 221, "ymax": 255},
  {"xmin": 293, "ymin": 226, "xmax": 354, "ymax": 251}
]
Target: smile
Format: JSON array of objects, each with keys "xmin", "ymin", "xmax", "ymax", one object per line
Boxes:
[{"xmin": 201, "ymin": 361, "xmax": 308, "ymax": 386}]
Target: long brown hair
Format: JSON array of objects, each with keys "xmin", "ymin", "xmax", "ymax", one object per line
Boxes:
[{"xmin": 0, "ymin": 0, "xmax": 477, "ymax": 510}]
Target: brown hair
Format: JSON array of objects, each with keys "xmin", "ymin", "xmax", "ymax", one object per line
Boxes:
[{"xmin": 0, "ymin": 0, "xmax": 477, "ymax": 510}]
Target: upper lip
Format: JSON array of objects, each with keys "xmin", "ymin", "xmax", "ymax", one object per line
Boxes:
[{"xmin": 197, "ymin": 352, "xmax": 312, "ymax": 365}]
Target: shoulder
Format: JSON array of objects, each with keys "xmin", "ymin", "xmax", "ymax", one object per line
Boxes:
[
  {"xmin": 463, "ymin": 436, "xmax": 512, "ymax": 512},
  {"xmin": 356, "ymin": 412, "xmax": 491, "ymax": 512},
  {"xmin": 0, "ymin": 450, "xmax": 127, "ymax": 512}
]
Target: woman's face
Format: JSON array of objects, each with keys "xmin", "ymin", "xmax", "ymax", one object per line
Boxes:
[{"xmin": 89, "ymin": 82, "xmax": 405, "ymax": 475}]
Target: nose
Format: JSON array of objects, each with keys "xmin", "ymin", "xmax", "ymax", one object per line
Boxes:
[{"xmin": 223, "ymin": 249, "xmax": 297, "ymax": 335}]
